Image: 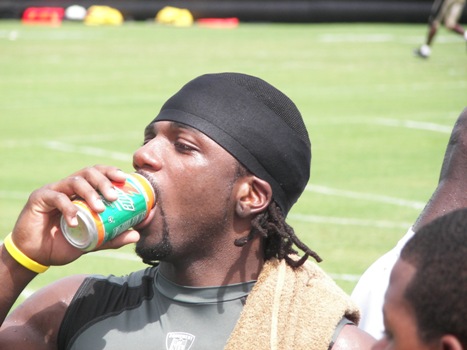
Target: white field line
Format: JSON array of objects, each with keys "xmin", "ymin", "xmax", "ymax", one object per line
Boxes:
[
  {"xmin": 1, "ymin": 30, "xmax": 461, "ymax": 45},
  {"xmin": 305, "ymin": 185, "xmax": 425, "ymax": 210},
  {"xmin": 0, "ymin": 132, "xmax": 141, "ymax": 148},
  {"xmin": 0, "ymin": 117, "xmax": 451, "ymax": 152},
  {"xmin": 90, "ymin": 250, "xmax": 141, "ymax": 262},
  {"xmin": 314, "ymin": 118, "xmax": 453, "ymax": 134},
  {"xmin": 0, "ymin": 190, "xmax": 29, "ymax": 200},
  {"xmin": 373, "ymin": 118, "xmax": 452, "ymax": 133},
  {"xmin": 319, "ymin": 34, "xmax": 395, "ymax": 43},
  {"xmin": 328, "ymin": 273, "xmax": 361, "ymax": 282},
  {"xmin": 44, "ymin": 141, "xmax": 132, "ymax": 162},
  {"xmin": 318, "ymin": 33, "xmax": 463, "ymax": 44},
  {"xmin": 289, "ymin": 213, "xmax": 411, "ymax": 229}
]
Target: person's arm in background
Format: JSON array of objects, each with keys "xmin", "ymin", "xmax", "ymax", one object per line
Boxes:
[{"xmin": 413, "ymin": 107, "xmax": 467, "ymax": 231}]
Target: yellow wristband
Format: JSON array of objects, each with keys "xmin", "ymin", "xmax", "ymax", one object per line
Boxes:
[{"xmin": 3, "ymin": 233, "xmax": 49, "ymax": 273}]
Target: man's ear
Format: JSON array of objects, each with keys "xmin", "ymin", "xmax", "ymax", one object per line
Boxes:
[
  {"xmin": 440, "ymin": 335, "xmax": 464, "ymax": 350},
  {"xmin": 236, "ymin": 176, "xmax": 272, "ymax": 218}
]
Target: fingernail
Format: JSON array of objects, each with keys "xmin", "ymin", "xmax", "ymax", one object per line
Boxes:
[
  {"xmin": 116, "ymin": 169, "xmax": 127, "ymax": 177},
  {"xmin": 94, "ymin": 198, "xmax": 105, "ymax": 210},
  {"xmin": 70, "ymin": 216, "xmax": 78, "ymax": 226},
  {"xmin": 109, "ymin": 187, "xmax": 118, "ymax": 197}
]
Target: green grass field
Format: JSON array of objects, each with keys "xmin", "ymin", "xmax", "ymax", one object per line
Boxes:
[{"xmin": 0, "ymin": 19, "xmax": 466, "ymax": 306}]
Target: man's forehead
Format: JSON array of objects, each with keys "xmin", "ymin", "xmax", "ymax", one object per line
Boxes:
[{"xmin": 145, "ymin": 120, "xmax": 199, "ymax": 133}]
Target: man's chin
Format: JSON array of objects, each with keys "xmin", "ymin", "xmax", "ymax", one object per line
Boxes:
[{"xmin": 135, "ymin": 239, "xmax": 172, "ymax": 263}]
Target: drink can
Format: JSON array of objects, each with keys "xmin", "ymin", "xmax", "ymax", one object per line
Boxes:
[{"xmin": 60, "ymin": 173, "xmax": 155, "ymax": 251}]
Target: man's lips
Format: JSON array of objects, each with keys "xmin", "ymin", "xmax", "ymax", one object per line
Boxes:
[
  {"xmin": 133, "ymin": 170, "xmax": 158, "ymax": 231},
  {"xmin": 134, "ymin": 205, "xmax": 156, "ymax": 230}
]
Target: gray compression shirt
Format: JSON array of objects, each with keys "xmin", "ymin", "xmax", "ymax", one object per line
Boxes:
[{"xmin": 58, "ymin": 267, "xmax": 255, "ymax": 350}]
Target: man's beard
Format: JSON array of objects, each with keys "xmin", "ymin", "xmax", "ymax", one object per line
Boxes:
[{"xmin": 135, "ymin": 220, "xmax": 173, "ymax": 266}]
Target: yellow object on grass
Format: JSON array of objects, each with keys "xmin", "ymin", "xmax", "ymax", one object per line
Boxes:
[
  {"xmin": 85, "ymin": 6, "xmax": 123, "ymax": 26},
  {"xmin": 155, "ymin": 6, "xmax": 193, "ymax": 27}
]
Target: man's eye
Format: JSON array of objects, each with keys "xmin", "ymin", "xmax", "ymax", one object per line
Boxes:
[
  {"xmin": 142, "ymin": 132, "xmax": 156, "ymax": 146},
  {"xmin": 142, "ymin": 138, "xmax": 152, "ymax": 146},
  {"xmin": 174, "ymin": 142, "xmax": 194, "ymax": 152}
]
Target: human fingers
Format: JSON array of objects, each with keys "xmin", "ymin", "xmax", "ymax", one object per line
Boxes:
[
  {"xmin": 9, "ymin": 166, "xmax": 127, "ymax": 265},
  {"xmin": 10, "ymin": 185, "xmax": 87, "ymax": 262},
  {"xmin": 48, "ymin": 165, "xmax": 128, "ymax": 214}
]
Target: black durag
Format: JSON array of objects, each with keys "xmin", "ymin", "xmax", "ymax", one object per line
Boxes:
[{"xmin": 152, "ymin": 72, "xmax": 311, "ymax": 216}]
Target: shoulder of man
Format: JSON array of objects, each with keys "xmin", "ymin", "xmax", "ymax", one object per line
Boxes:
[{"xmin": 0, "ymin": 274, "xmax": 88, "ymax": 349}]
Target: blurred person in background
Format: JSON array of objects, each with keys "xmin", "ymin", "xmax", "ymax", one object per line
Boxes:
[
  {"xmin": 352, "ymin": 107, "xmax": 467, "ymax": 339},
  {"xmin": 414, "ymin": 0, "xmax": 467, "ymax": 58}
]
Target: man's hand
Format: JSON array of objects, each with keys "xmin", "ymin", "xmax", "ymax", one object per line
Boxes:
[{"xmin": 9, "ymin": 165, "xmax": 138, "ymax": 267}]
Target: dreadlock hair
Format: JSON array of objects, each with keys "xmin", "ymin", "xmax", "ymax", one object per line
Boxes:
[
  {"xmin": 401, "ymin": 208, "xmax": 467, "ymax": 347},
  {"xmin": 232, "ymin": 162, "xmax": 321, "ymax": 267},
  {"xmin": 234, "ymin": 200, "xmax": 322, "ymax": 267}
]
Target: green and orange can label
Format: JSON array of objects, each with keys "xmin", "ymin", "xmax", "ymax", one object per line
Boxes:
[{"xmin": 60, "ymin": 173, "xmax": 155, "ymax": 251}]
